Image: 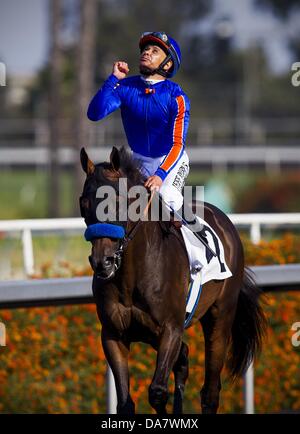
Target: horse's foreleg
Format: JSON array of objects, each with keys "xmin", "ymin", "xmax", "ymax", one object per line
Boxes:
[
  {"xmin": 149, "ymin": 325, "xmax": 182, "ymax": 414},
  {"xmin": 172, "ymin": 341, "xmax": 189, "ymax": 414},
  {"xmin": 200, "ymin": 304, "xmax": 235, "ymax": 414},
  {"xmin": 101, "ymin": 328, "xmax": 134, "ymax": 414}
]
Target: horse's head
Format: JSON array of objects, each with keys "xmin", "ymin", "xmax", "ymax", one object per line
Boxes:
[{"xmin": 79, "ymin": 146, "xmax": 143, "ymax": 280}]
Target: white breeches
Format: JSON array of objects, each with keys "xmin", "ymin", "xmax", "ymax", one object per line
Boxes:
[{"xmin": 132, "ymin": 150, "xmax": 190, "ymax": 211}]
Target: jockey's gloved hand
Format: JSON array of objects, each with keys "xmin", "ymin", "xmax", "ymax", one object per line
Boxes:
[
  {"xmin": 144, "ymin": 175, "xmax": 163, "ymax": 191},
  {"xmin": 178, "ymin": 204, "xmax": 216, "ymax": 262}
]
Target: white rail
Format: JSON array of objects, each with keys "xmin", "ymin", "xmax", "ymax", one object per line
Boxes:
[
  {"xmin": 1, "ymin": 146, "xmax": 300, "ymax": 166},
  {"xmin": 0, "ymin": 265, "xmax": 298, "ymax": 307},
  {"xmin": 0, "ymin": 218, "xmax": 85, "ymax": 275},
  {"xmin": 229, "ymin": 213, "xmax": 300, "ymax": 244},
  {"xmin": 1, "ymin": 214, "xmax": 300, "ymax": 275}
]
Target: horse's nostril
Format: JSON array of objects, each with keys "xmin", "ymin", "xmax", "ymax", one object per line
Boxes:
[
  {"xmin": 103, "ymin": 257, "xmax": 114, "ymax": 268},
  {"xmin": 88, "ymin": 254, "xmax": 115, "ymax": 280}
]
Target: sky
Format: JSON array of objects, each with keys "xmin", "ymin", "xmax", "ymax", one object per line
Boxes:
[
  {"xmin": 0, "ymin": 0, "xmax": 299, "ymax": 76},
  {"xmin": 0, "ymin": 0, "xmax": 48, "ymax": 76}
]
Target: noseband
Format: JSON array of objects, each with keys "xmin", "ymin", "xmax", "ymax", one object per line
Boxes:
[{"xmin": 84, "ymin": 220, "xmax": 143, "ymax": 278}]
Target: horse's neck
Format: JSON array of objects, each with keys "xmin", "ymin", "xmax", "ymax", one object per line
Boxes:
[{"xmin": 125, "ymin": 220, "xmax": 159, "ymax": 250}]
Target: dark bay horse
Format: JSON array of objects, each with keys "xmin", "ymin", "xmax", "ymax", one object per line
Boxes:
[{"xmin": 79, "ymin": 146, "xmax": 266, "ymax": 414}]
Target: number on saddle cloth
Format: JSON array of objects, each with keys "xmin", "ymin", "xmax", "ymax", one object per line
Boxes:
[
  {"xmin": 199, "ymin": 224, "xmax": 226, "ymax": 273},
  {"xmin": 179, "ymin": 203, "xmax": 226, "ymax": 273}
]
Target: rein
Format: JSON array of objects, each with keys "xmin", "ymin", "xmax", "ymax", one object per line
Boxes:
[{"xmin": 115, "ymin": 190, "xmax": 155, "ymax": 252}]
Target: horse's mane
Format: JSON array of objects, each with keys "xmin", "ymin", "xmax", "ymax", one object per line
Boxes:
[{"xmin": 98, "ymin": 146, "xmax": 145, "ymax": 186}]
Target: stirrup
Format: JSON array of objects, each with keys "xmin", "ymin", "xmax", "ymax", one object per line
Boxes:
[{"xmin": 191, "ymin": 261, "xmax": 202, "ymax": 274}]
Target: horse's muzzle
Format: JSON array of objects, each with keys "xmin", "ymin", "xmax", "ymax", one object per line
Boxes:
[{"xmin": 89, "ymin": 255, "xmax": 116, "ymax": 280}]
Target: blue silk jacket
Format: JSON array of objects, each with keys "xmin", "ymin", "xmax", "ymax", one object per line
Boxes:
[{"xmin": 87, "ymin": 74, "xmax": 190, "ymax": 181}]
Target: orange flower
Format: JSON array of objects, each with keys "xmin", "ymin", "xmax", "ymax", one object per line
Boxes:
[{"xmin": 0, "ymin": 311, "xmax": 12, "ymax": 321}]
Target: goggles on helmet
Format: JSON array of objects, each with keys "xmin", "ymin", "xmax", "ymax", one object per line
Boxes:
[{"xmin": 140, "ymin": 32, "xmax": 171, "ymax": 50}]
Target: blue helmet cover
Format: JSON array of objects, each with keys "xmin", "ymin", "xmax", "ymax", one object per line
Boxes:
[
  {"xmin": 139, "ymin": 32, "xmax": 181, "ymax": 78},
  {"xmin": 167, "ymin": 36, "xmax": 181, "ymax": 77}
]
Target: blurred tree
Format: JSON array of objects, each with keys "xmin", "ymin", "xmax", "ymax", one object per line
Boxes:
[
  {"xmin": 48, "ymin": 0, "xmax": 64, "ymax": 217},
  {"xmin": 254, "ymin": 0, "xmax": 300, "ymax": 18},
  {"xmin": 17, "ymin": 0, "xmax": 300, "ymax": 217},
  {"xmin": 0, "ymin": 80, "xmax": 7, "ymax": 117},
  {"xmin": 73, "ymin": 0, "xmax": 96, "ymax": 215},
  {"xmin": 92, "ymin": 0, "xmax": 212, "ymax": 84},
  {"xmin": 253, "ymin": 0, "xmax": 300, "ymax": 119},
  {"xmin": 289, "ymin": 37, "xmax": 300, "ymax": 60}
]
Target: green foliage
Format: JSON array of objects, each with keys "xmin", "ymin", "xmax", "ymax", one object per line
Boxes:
[
  {"xmin": 0, "ymin": 168, "xmax": 299, "ymax": 221},
  {"xmin": 0, "ymin": 169, "xmax": 74, "ymax": 219},
  {"xmin": 235, "ymin": 171, "xmax": 300, "ymax": 213}
]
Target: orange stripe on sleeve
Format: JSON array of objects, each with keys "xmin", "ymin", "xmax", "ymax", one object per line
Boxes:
[{"xmin": 160, "ymin": 95, "xmax": 185, "ymax": 172}]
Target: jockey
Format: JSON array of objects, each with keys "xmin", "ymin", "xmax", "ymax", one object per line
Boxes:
[{"xmin": 87, "ymin": 31, "xmax": 190, "ymax": 214}]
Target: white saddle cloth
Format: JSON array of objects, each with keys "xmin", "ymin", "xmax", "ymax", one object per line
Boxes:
[{"xmin": 180, "ymin": 216, "xmax": 232, "ymax": 286}]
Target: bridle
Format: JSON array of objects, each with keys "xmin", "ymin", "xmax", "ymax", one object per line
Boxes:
[
  {"xmin": 111, "ymin": 219, "xmax": 144, "ymax": 276},
  {"xmin": 107, "ymin": 189, "xmax": 156, "ymax": 277},
  {"xmin": 82, "ymin": 185, "xmax": 155, "ymax": 279}
]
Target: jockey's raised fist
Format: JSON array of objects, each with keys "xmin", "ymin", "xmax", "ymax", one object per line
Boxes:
[{"xmin": 113, "ymin": 61, "xmax": 129, "ymax": 80}]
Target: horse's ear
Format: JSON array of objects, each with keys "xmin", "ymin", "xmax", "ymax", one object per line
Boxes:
[
  {"xmin": 80, "ymin": 147, "xmax": 95, "ymax": 175},
  {"xmin": 110, "ymin": 146, "xmax": 120, "ymax": 171}
]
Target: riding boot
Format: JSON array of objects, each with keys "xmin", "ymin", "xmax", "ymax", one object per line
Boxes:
[
  {"xmin": 171, "ymin": 201, "xmax": 226, "ymax": 272},
  {"xmin": 176, "ymin": 204, "xmax": 215, "ymax": 262}
]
